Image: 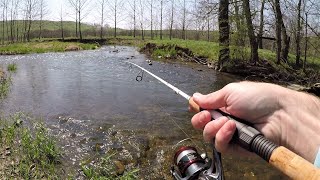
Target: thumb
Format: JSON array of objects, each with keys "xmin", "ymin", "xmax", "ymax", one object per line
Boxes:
[{"xmin": 193, "ymin": 89, "xmax": 229, "ymax": 110}]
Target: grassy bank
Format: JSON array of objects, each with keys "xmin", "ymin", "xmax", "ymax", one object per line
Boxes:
[
  {"xmin": 0, "ymin": 113, "xmax": 139, "ymax": 179},
  {"xmin": 0, "ymin": 41, "xmax": 98, "ymax": 55},
  {"xmin": 0, "ymin": 114, "xmax": 63, "ymax": 179},
  {"xmin": 108, "ymin": 37, "xmax": 320, "ymax": 86}
]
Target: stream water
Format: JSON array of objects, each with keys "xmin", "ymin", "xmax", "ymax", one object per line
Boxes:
[{"xmin": 0, "ymin": 46, "xmax": 286, "ymax": 179}]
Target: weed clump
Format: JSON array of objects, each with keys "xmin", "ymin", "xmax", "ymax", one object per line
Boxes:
[{"xmin": 7, "ymin": 63, "xmax": 17, "ymax": 72}]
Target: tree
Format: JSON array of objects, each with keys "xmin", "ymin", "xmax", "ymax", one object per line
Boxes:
[
  {"xmin": 97, "ymin": 0, "xmax": 106, "ymax": 39},
  {"xmin": 109, "ymin": 0, "xmax": 124, "ymax": 38},
  {"xmin": 77, "ymin": 0, "xmax": 90, "ymax": 40},
  {"xmin": 38, "ymin": 0, "xmax": 49, "ymax": 39},
  {"xmin": 217, "ymin": 0, "xmax": 230, "ymax": 71},
  {"xmin": 243, "ymin": 0, "xmax": 258, "ymax": 64},
  {"xmin": 68, "ymin": 0, "xmax": 78, "ymax": 38},
  {"xmin": 1, "ymin": 0, "xmax": 9, "ymax": 44},
  {"xmin": 138, "ymin": 0, "xmax": 145, "ymax": 40},
  {"xmin": 10, "ymin": 0, "xmax": 19, "ymax": 42},
  {"xmin": 160, "ymin": 0, "xmax": 164, "ymax": 40},
  {"xmin": 24, "ymin": 0, "xmax": 39, "ymax": 42},
  {"xmin": 274, "ymin": 0, "xmax": 282, "ymax": 64},
  {"xmin": 273, "ymin": 0, "xmax": 290, "ymax": 64},
  {"xmin": 169, "ymin": 0, "xmax": 174, "ymax": 40},
  {"xmin": 257, "ymin": 0, "xmax": 266, "ymax": 49},
  {"xmin": 181, "ymin": 0, "xmax": 186, "ymax": 40},
  {"xmin": 59, "ymin": 4, "xmax": 64, "ymax": 40},
  {"xmin": 295, "ymin": 0, "xmax": 302, "ymax": 67},
  {"xmin": 150, "ymin": 0, "xmax": 154, "ymax": 39}
]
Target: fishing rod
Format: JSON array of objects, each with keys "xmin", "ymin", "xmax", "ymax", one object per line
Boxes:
[{"xmin": 127, "ymin": 61, "xmax": 320, "ymax": 180}]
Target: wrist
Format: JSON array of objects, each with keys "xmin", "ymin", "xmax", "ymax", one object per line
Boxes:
[{"xmin": 279, "ymin": 89, "xmax": 320, "ymax": 162}]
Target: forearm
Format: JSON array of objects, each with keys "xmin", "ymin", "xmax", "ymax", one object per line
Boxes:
[{"xmin": 280, "ymin": 89, "xmax": 320, "ymax": 162}]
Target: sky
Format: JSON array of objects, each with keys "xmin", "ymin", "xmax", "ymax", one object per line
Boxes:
[{"xmin": 44, "ymin": 0, "xmax": 134, "ymax": 29}]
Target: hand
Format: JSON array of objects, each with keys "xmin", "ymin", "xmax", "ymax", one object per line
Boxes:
[{"xmin": 191, "ymin": 81, "xmax": 320, "ymax": 162}]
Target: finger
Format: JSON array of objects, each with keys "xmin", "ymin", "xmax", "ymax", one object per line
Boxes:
[
  {"xmin": 215, "ymin": 120, "xmax": 236, "ymax": 153},
  {"xmin": 193, "ymin": 88, "xmax": 229, "ymax": 110},
  {"xmin": 203, "ymin": 116, "xmax": 229, "ymax": 142},
  {"xmin": 191, "ymin": 111, "xmax": 211, "ymax": 130}
]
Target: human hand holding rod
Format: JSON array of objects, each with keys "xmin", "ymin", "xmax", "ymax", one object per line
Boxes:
[
  {"xmin": 127, "ymin": 62, "xmax": 320, "ymax": 179},
  {"xmin": 190, "ymin": 81, "xmax": 320, "ymax": 179}
]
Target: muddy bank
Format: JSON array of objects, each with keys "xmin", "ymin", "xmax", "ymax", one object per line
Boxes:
[{"xmin": 140, "ymin": 43, "xmax": 320, "ymax": 96}]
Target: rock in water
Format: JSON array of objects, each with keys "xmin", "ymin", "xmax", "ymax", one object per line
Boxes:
[{"xmin": 113, "ymin": 160, "xmax": 125, "ymax": 175}]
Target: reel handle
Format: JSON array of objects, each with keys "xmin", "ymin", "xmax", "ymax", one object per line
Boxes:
[{"xmin": 189, "ymin": 97, "xmax": 320, "ymax": 180}]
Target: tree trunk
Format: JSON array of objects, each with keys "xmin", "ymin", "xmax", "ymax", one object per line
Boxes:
[
  {"xmin": 274, "ymin": 0, "xmax": 282, "ymax": 64},
  {"xmin": 114, "ymin": 2, "xmax": 117, "ymax": 38},
  {"xmin": 79, "ymin": 9, "xmax": 82, "ymax": 40},
  {"xmin": 60, "ymin": 6, "xmax": 64, "ymax": 40},
  {"xmin": 257, "ymin": 0, "xmax": 265, "ymax": 49},
  {"xmin": 150, "ymin": 0, "xmax": 153, "ymax": 39},
  {"xmin": 2, "ymin": 6, "xmax": 5, "ymax": 44},
  {"xmin": 281, "ymin": 22, "xmax": 290, "ymax": 63},
  {"xmin": 75, "ymin": 0, "xmax": 78, "ymax": 38},
  {"xmin": 295, "ymin": 0, "xmax": 302, "ymax": 67},
  {"xmin": 39, "ymin": 6, "xmax": 43, "ymax": 39},
  {"xmin": 100, "ymin": 0, "xmax": 104, "ymax": 39},
  {"xmin": 243, "ymin": 0, "xmax": 259, "ymax": 64},
  {"xmin": 160, "ymin": 0, "xmax": 163, "ymax": 40},
  {"xmin": 217, "ymin": 0, "xmax": 230, "ymax": 71},
  {"xmin": 169, "ymin": 0, "xmax": 174, "ymax": 40},
  {"xmin": 133, "ymin": 0, "xmax": 136, "ymax": 38},
  {"xmin": 303, "ymin": 13, "xmax": 307, "ymax": 71},
  {"xmin": 207, "ymin": 16, "xmax": 210, "ymax": 42},
  {"xmin": 182, "ymin": 0, "xmax": 186, "ymax": 40}
]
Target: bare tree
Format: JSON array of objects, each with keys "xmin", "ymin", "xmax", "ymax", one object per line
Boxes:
[
  {"xmin": 169, "ymin": 0, "xmax": 174, "ymax": 40},
  {"xmin": 182, "ymin": 0, "xmax": 186, "ymax": 40},
  {"xmin": 128, "ymin": 0, "xmax": 138, "ymax": 38},
  {"xmin": 10, "ymin": 0, "xmax": 19, "ymax": 42},
  {"xmin": 272, "ymin": 0, "xmax": 290, "ymax": 63},
  {"xmin": 38, "ymin": 0, "xmax": 49, "ymax": 39},
  {"xmin": 78, "ymin": 0, "xmax": 91, "ymax": 40},
  {"xmin": 109, "ymin": 0, "xmax": 124, "ymax": 38},
  {"xmin": 243, "ymin": 0, "xmax": 258, "ymax": 64},
  {"xmin": 295, "ymin": 0, "xmax": 303, "ymax": 67},
  {"xmin": 60, "ymin": 4, "xmax": 64, "ymax": 40},
  {"xmin": 68, "ymin": 0, "xmax": 78, "ymax": 38},
  {"xmin": 139, "ymin": 0, "xmax": 145, "ymax": 40},
  {"xmin": 97, "ymin": 0, "xmax": 106, "ymax": 39},
  {"xmin": 1, "ymin": 0, "xmax": 9, "ymax": 44},
  {"xmin": 257, "ymin": 0, "xmax": 265, "ymax": 49},
  {"xmin": 24, "ymin": 0, "xmax": 40, "ymax": 42},
  {"xmin": 150, "ymin": 0, "xmax": 154, "ymax": 39},
  {"xmin": 273, "ymin": 0, "xmax": 282, "ymax": 64},
  {"xmin": 160, "ymin": 0, "xmax": 164, "ymax": 40}
]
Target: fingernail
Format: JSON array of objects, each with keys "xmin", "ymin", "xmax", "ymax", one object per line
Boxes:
[{"xmin": 193, "ymin": 92, "xmax": 202, "ymax": 100}]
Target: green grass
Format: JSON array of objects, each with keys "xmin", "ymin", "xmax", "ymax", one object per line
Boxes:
[
  {"xmin": 7, "ymin": 63, "xmax": 17, "ymax": 72},
  {"xmin": 81, "ymin": 153, "xmax": 139, "ymax": 179},
  {"xmin": 0, "ymin": 74, "xmax": 11, "ymax": 99},
  {"xmin": 133, "ymin": 37, "xmax": 320, "ymax": 70},
  {"xmin": 0, "ymin": 113, "xmax": 62, "ymax": 179},
  {"xmin": 148, "ymin": 38, "xmax": 220, "ymax": 61},
  {"xmin": 0, "ymin": 41, "xmax": 98, "ymax": 54},
  {"xmin": 0, "ymin": 113, "xmax": 139, "ymax": 179}
]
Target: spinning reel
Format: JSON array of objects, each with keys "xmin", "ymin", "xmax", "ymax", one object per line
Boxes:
[{"xmin": 170, "ymin": 138, "xmax": 224, "ymax": 180}]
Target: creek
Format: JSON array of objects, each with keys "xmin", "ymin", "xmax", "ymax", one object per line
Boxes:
[{"xmin": 0, "ymin": 46, "xmax": 285, "ymax": 179}]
